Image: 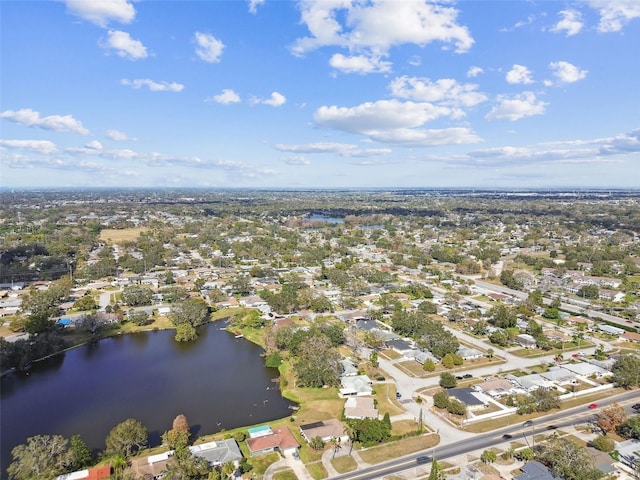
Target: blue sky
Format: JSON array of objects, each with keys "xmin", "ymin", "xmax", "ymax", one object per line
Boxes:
[{"xmin": 1, "ymin": 0, "xmax": 639, "ymax": 189}]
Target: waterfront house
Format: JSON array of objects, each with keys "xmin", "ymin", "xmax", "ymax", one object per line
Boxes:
[
  {"xmin": 246, "ymin": 427, "xmax": 299, "ymax": 456},
  {"xmin": 55, "ymin": 466, "xmax": 111, "ymax": 480},
  {"xmin": 300, "ymin": 419, "xmax": 348, "ymax": 443},
  {"xmin": 189, "ymin": 439, "xmax": 243, "ymax": 467}
]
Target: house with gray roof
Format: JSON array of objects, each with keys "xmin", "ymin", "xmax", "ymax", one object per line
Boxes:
[
  {"xmin": 447, "ymin": 387, "xmax": 489, "ymax": 411},
  {"xmin": 515, "ymin": 461, "xmax": 562, "ymax": 480},
  {"xmin": 340, "ymin": 358, "xmax": 359, "ymax": 377},
  {"xmin": 560, "ymin": 361, "xmax": 609, "ymax": 378},
  {"xmin": 189, "ymin": 439, "xmax": 243, "ymax": 467}
]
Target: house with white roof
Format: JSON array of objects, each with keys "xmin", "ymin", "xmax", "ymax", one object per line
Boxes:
[{"xmin": 340, "ymin": 375, "xmax": 373, "ymax": 396}]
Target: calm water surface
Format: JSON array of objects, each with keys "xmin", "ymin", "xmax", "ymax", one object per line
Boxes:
[{"xmin": 1, "ymin": 323, "xmax": 293, "ymax": 476}]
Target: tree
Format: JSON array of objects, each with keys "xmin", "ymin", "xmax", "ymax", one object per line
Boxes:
[
  {"xmin": 535, "ymin": 436, "xmax": 603, "ymax": 480},
  {"xmin": 293, "ymin": 334, "xmax": 342, "ymax": 387},
  {"xmin": 439, "ymin": 372, "xmax": 457, "ymax": 389},
  {"xmin": 310, "ymin": 436, "xmax": 325, "ymax": 451},
  {"xmin": 369, "ymin": 350, "xmax": 378, "ymax": 367},
  {"xmin": 597, "ymin": 403, "xmax": 627, "ymax": 434},
  {"xmin": 447, "ymin": 399, "xmax": 466, "ymax": 416},
  {"xmin": 591, "ymin": 435, "xmax": 615, "ymax": 452},
  {"xmin": 163, "ymin": 446, "xmax": 211, "ymax": 480},
  {"xmin": 173, "ymin": 414, "xmax": 190, "ymax": 433},
  {"xmin": 530, "ymin": 388, "xmax": 561, "ymax": 412},
  {"xmin": 105, "ymin": 418, "xmax": 148, "ymax": 458},
  {"xmin": 66, "ymin": 435, "xmax": 93, "ymax": 472},
  {"xmin": 161, "ymin": 429, "xmax": 190, "ymax": 450},
  {"xmin": 486, "ymin": 348, "xmax": 494, "ymax": 360},
  {"xmin": 170, "ymin": 298, "xmax": 210, "ymax": 327},
  {"xmin": 7, "ymin": 435, "xmax": 70, "ymax": 480},
  {"xmin": 423, "ymin": 359, "xmax": 436, "ymax": 372},
  {"xmin": 175, "ymin": 323, "xmax": 198, "ymax": 342},
  {"xmin": 441, "ymin": 353, "xmax": 455, "ymax": 369},
  {"xmin": 73, "ymin": 295, "xmax": 97, "ymax": 311},
  {"xmin": 480, "ymin": 450, "xmax": 497, "ymax": 463},
  {"xmin": 578, "ymin": 284, "xmax": 599, "ymax": 299},
  {"xmin": 612, "ymin": 354, "xmax": 640, "ymax": 388},
  {"xmin": 433, "ymin": 390, "xmax": 450, "ymax": 409},
  {"xmin": 618, "ymin": 415, "xmax": 640, "ymax": 439},
  {"xmin": 428, "ymin": 457, "xmax": 444, "ymax": 480},
  {"xmin": 489, "ymin": 304, "xmax": 517, "ymax": 328},
  {"xmin": 121, "ymin": 286, "xmax": 153, "ymax": 306}
]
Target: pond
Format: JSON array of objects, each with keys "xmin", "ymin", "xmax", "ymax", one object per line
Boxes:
[{"xmin": 0, "ymin": 323, "xmax": 294, "ymax": 477}]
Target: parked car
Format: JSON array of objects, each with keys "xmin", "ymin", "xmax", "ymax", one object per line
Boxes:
[
  {"xmin": 588, "ymin": 403, "xmax": 598, "ymax": 409},
  {"xmin": 632, "ymin": 403, "xmax": 640, "ymax": 411},
  {"xmin": 463, "ymin": 373, "xmax": 473, "ymax": 379}
]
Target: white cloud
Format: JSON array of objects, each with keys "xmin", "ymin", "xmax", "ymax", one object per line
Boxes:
[
  {"xmin": 207, "ymin": 89, "xmax": 241, "ymax": 104},
  {"xmin": 389, "ymin": 76, "xmax": 487, "ymax": 108},
  {"xmin": 329, "ymin": 53, "xmax": 392, "ymax": 74},
  {"xmin": 0, "ymin": 139, "xmax": 58, "ymax": 155},
  {"xmin": 500, "ymin": 14, "xmax": 537, "ymax": 32},
  {"xmin": 248, "ymin": 0, "xmax": 265, "ymax": 14},
  {"xmin": 467, "ymin": 66, "xmax": 484, "ymax": 78},
  {"xmin": 366, "ymin": 127, "xmax": 481, "ymax": 146},
  {"xmin": 105, "ymin": 129, "xmax": 130, "ymax": 141},
  {"xmin": 121, "ymin": 78, "xmax": 184, "ymax": 92},
  {"xmin": 291, "ymin": 0, "xmax": 473, "ymax": 60},
  {"xmin": 506, "ymin": 64, "xmax": 534, "ymax": 84},
  {"xmin": 274, "ymin": 142, "xmax": 391, "ymax": 157},
  {"xmin": 486, "ymin": 92, "xmax": 547, "ymax": 121},
  {"xmin": 63, "ymin": 0, "xmax": 135, "ymax": 27},
  {"xmin": 312, "ymin": 99, "xmax": 481, "ymax": 146},
  {"xmin": 456, "ymin": 129, "xmax": 640, "ymax": 165},
  {"xmin": 282, "ymin": 156, "xmax": 311, "ymax": 165},
  {"xmin": 548, "ymin": 61, "xmax": 588, "ymax": 84},
  {"xmin": 85, "ymin": 140, "xmax": 103, "ymax": 150},
  {"xmin": 551, "ymin": 10, "xmax": 583, "ymax": 36},
  {"xmin": 1, "ymin": 108, "xmax": 90, "ymax": 135},
  {"xmin": 101, "ymin": 30, "xmax": 148, "ymax": 60},
  {"xmin": 252, "ymin": 92, "xmax": 286, "ymax": 107},
  {"xmin": 194, "ymin": 32, "xmax": 225, "ymax": 63},
  {"xmin": 314, "ymin": 99, "xmax": 453, "ymax": 134},
  {"xmin": 588, "ymin": 0, "xmax": 640, "ymax": 32}
]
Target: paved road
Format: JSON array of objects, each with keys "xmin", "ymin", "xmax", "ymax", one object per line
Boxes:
[
  {"xmin": 470, "ymin": 278, "xmax": 637, "ymax": 331},
  {"xmin": 327, "ymin": 390, "xmax": 640, "ymax": 480}
]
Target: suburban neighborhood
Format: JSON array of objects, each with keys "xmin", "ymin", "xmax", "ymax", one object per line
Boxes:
[{"xmin": 1, "ymin": 189, "xmax": 640, "ymax": 480}]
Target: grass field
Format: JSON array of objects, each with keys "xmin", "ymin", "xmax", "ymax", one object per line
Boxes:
[
  {"xmin": 358, "ymin": 433, "xmax": 439, "ymax": 464},
  {"xmin": 99, "ymin": 228, "xmax": 148, "ymax": 243}
]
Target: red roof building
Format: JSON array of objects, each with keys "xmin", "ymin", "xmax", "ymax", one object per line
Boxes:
[{"xmin": 246, "ymin": 427, "xmax": 299, "ymax": 456}]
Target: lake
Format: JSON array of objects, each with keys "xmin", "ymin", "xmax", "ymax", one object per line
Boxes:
[{"xmin": 0, "ymin": 323, "xmax": 294, "ymax": 477}]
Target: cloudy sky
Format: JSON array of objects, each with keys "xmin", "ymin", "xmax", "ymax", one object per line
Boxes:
[{"xmin": 1, "ymin": 0, "xmax": 639, "ymax": 189}]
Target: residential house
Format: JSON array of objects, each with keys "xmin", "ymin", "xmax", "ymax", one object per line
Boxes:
[
  {"xmin": 515, "ymin": 334, "xmax": 537, "ymax": 349},
  {"xmin": 246, "ymin": 427, "xmax": 299, "ymax": 456},
  {"xmin": 55, "ymin": 466, "xmax": 111, "ymax": 480},
  {"xmin": 385, "ymin": 338, "xmax": 415, "ymax": 357},
  {"xmin": 131, "ymin": 451, "xmax": 173, "ymax": 479},
  {"xmin": 622, "ymin": 331, "xmax": 640, "ymax": 343},
  {"xmin": 598, "ymin": 324, "xmax": 625, "ymax": 336},
  {"xmin": 474, "ymin": 378, "xmax": 516, "ymax": 398},
  {"xmin": 340, "ymin": 375, "xmax": 373, "ymax": 397},
  {"xmin": 560, "ymin": 362, "xmax": 609, "ymax": 378},
  {"xmin": 339, "ymin": 358, "xmax": 359, "ymax": 377},
  {"xmin": 539, "ymin": 366, "xmax": 577, "ymax": 385},
  {"xmin": 344, "ymin": 397, "xmax": 379, "ymax": 420},
  {"xmin": 514, "ymin": 461, "xmax": 563, "ymax": 480},
  {"xmin": 457, "ymin": 346, "xmax": 483, "ymax": 360},
  {"xmin": 506, "ymin": 373, "xmax": 554, "ymax": 392},
  {"xmin": 447, "ymin": 387, "xmax": 489, "ymax": 411},
  {"xmin": 189, "ymin": 439, "xmax": 243, "ymax": 467},
  {"xmin": 300, "ymin": 419, "xmax": 348, "ymax": 443},
  {"xmin": 616, "ymin": 439, "xmax": 640, "ymax": 475}
]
